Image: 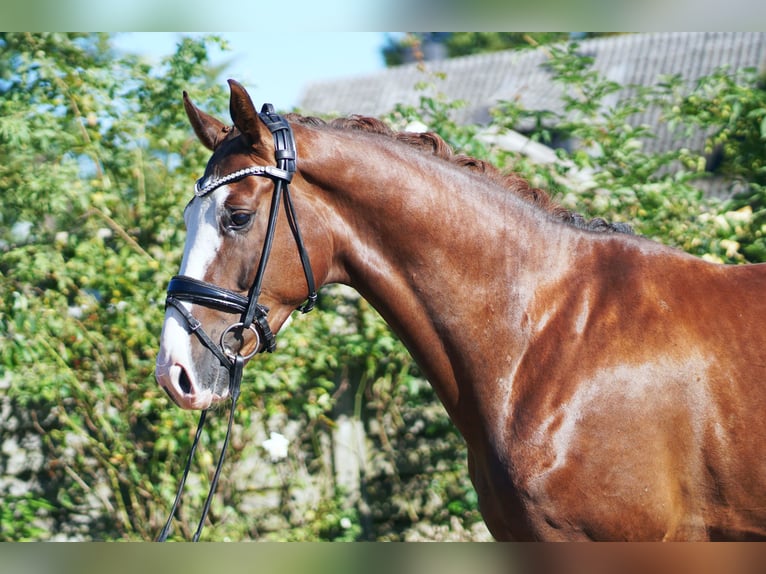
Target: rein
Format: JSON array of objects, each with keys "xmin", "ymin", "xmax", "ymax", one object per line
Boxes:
[{"xmin": 157, "ymin": 104, "xmax": 316, "ymax": 541}]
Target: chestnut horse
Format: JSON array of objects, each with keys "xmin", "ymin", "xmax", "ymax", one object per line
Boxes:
[{"xmin": 156, "ymin": 80, "xmax": 766, "ymax": 541}]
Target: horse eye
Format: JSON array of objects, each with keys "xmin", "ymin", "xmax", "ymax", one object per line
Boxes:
[{"xmin": 229, "ymin": 211, "xmax": 253, "ymax": 229}]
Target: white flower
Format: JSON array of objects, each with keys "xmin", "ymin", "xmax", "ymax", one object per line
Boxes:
[
  {"xmin": 340, "ymin": 517, "xmax": 352, "ymax": 529},
  {"xmin": 726, "ymin": 205, "xmax": 753, "ymax": 224},
  {"xmin": 405, "ymin": 120, "xmax": 428, "ymax": 133},
  {"xmin": 10, "ymin": 221, "xmax": 32, "ymax": 243},
  {"xmin": 702, "ymin": 253, "xmax": 724, "ymax": 264},
  {"xmin": 712, "ymin": 215, "xmax": 731, "ymax": 232},
  {"xmin": 262, "ymin": 432, "xmax": 289, "ymax": 462},
  {"xmin": 720, "ymin": 239, "xmax": 741, "ymax": 259}
]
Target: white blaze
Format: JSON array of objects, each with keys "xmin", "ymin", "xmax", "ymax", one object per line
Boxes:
[
  {"xmin": 156, "ymin": 190, "xmax": 228, "ymax": 376},
  {"xmin": 178, "ymin": 191, "xmax": 227, "ymax": 279}
]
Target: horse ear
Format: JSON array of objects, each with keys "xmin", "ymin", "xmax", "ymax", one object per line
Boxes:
[
  {"xmin": 227, "ymin": 79, "xmax": 263, "ymax": 147},
  {"xmin": 183, "ymin": 91, "xmax": 228, "ymax": 151}
]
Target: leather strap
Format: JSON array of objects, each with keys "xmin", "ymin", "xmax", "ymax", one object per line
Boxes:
[{"xmin": 167, "ymin": 275, "xmax": 249, "ymax": 315}]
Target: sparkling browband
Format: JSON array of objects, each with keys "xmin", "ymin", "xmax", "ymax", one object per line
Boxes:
[{"xmin": 194, "ymin": 165, "xmax": 293, "ymax": 197}]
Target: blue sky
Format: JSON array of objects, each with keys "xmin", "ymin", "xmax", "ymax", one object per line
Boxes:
[{"xmin": 113, "ymin": 32, "xmax": 389, "ymax": 110}]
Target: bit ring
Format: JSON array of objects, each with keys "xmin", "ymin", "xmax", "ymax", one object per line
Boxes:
[{"xmin": 220, "ymin": 322, "xmax": 261, "ymax": 361}]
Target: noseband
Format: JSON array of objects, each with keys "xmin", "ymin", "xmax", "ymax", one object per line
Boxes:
[{"xmin": 157, "ymin": 104, "xmax": 317, "ymax": 541}]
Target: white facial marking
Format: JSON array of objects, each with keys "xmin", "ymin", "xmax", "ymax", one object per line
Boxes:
[
  {"xmin": 156, "ymin": 190, "xmax": 229, "ymax": 382},
  {"xmin": 180, "ymin": 190, "xmax": 228, "ymax": 280}
]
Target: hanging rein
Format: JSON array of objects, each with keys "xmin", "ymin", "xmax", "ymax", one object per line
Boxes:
[{"xmin": 157, "ymin": 105, "xmax": 317, "ymax": 541}]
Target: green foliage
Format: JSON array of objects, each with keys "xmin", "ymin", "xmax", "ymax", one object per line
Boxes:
[
  {"xmin": 385, "ymin": 68, "xmax": 490, "ymax": 159},
  {"xmin": 444, "ymin": 32, "xmax": 571, "ymax": 56},
  {"xmin": 663, "ymin": 66, "xmax": 766, "ymax": 186},
  {"xmin": 0, "ymin": 32, "xmax": 232, "ymax": 541},
  {"xmin": 381, "ymin": 33, "xmax": 616, "ymax": 67},
  {"xmin": 3, "ymin": 34, "xmax": 766, "ymax": 542},
  {"xmin": 490, "ymin": 42, "xmax": 766, "ymax": 264}
]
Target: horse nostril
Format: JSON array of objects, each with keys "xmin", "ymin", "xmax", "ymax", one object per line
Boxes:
[{"xmin": 178, "ymin": 367, "xmax": 193, "ymax": 395}]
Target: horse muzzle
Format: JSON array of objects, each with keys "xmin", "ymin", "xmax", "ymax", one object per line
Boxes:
[{"xmin": 156, "ymin": 357, "xmax": 230, "ymax": 410}]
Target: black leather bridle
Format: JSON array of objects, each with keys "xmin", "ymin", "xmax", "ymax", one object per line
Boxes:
[{"xmin": 157, "ymin": 104, "xmax": 317, "ymax": 541}]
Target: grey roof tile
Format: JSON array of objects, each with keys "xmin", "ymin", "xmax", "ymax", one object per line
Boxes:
[
  {"xmin": 298, "ymin": 33, "xmax": 766, "ymax": 198},
  {"xmin": 299, "ymin": 32, "xmax": 766, "ymax": 154}
]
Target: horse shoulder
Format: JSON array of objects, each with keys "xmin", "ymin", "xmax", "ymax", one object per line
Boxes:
[{"xmin": 486, "ymin": 237, "xmax": 766, "ymax": 539}]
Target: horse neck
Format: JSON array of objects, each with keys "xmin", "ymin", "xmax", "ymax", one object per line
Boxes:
[{"xmin": 299, "ymin": 126, "xmax": 574, "ymax": 437}]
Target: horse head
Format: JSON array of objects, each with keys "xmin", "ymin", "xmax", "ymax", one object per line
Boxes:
[{"xmin": 155, "ymin": 80, "xmax": 324, "ymax": 410}]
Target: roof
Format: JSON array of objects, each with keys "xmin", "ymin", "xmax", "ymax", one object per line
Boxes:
[{"xmin": 298, "ymin": 32, "xmax": 766, "ymax": 153}]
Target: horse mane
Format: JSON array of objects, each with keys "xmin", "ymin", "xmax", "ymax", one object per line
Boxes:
[{"xmin": 287, "ymin": 113, "xmax": 633, "ymax": 235}]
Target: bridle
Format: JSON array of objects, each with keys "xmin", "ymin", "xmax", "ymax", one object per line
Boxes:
[{"xmin": 157, "ymin": 104, "xmax": 316, "ymax": 541}]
